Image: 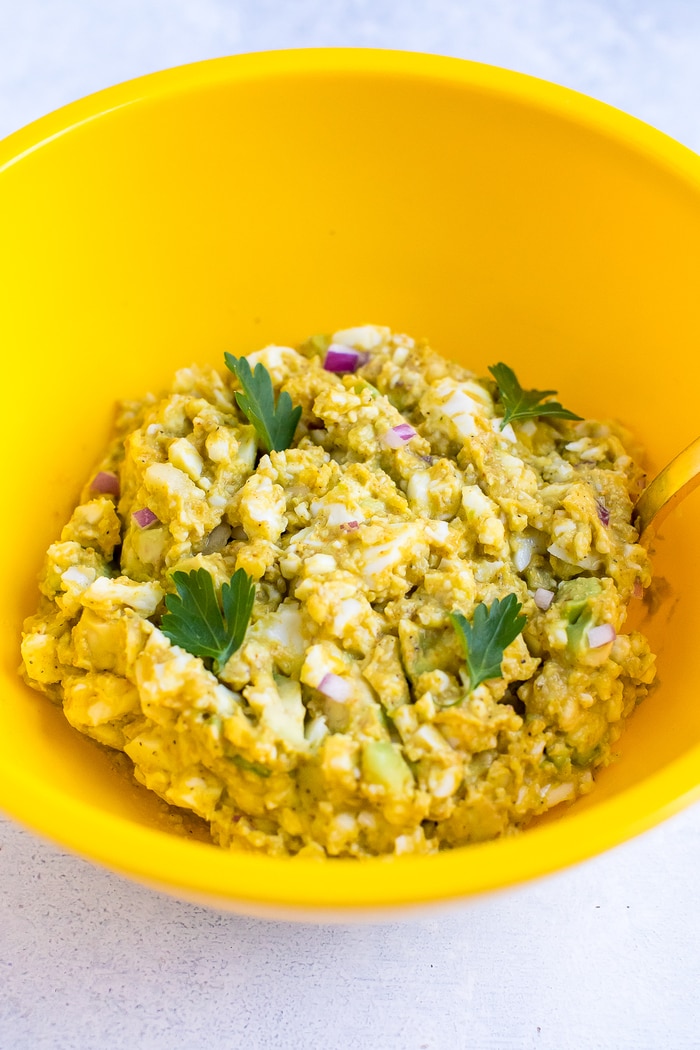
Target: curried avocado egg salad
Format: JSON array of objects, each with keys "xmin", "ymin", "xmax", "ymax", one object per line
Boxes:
[{"xmin": 20, "ymin": 325, "xmax": 656, "ymax": 858}]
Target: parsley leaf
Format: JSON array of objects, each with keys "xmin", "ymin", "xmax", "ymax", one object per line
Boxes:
[
  {"xmin": 451, "ymin": 594, "xmax": 527, "ymax": 692},
  {"xmin": 224, "ymin": 353, "xmax": 302, "ymax": 452},
  {"xmin": 160, "ymin": 567, "xmax": 255, "ymax": 675},
  {"xmin": 488, "ymin": 362, "xmax": 582, "ymax": 430}
]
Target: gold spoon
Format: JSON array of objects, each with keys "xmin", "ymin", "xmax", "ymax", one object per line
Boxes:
[{"xmin": 633, "ymin": 436, "xmax": 700, "ymax": 542}]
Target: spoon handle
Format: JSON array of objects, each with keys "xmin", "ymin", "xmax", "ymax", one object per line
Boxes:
[{"xmin": 633, "ymin": 435, "xmax": 700, "ymax": 541}]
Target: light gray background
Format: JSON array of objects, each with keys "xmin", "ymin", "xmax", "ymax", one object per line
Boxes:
[{"xmin": 2, "ymin": 3, "xmax": 699, "ymax": 1048}]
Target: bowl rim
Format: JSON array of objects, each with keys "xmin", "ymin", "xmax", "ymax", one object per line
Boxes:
[{"xmin": 3, "ymin": 48, "xmax": 700, "ymax": 913}]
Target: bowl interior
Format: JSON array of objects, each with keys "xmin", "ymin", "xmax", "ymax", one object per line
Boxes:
[{"xmin": 2, "ymin": 51, "xmax": 700, "ymax": 913}]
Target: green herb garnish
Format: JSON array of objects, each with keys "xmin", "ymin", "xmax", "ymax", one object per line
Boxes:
[
  {"xmin": 488, "ymin": 362, "xmax": 582, "ymax": 430},
  {"xmin": 161, "ymin": 567, "xmax": 255, "ymax": 675},
  {"xmin": 451, "ymin": 594, "xmax": 527, "ymax": 692},
  {"xmin": 224, "ymin": 353, "xmax": 302, "ymax": 452}
]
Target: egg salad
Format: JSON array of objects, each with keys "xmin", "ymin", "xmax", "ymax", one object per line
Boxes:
[{"xmin": 20, "ymin": 325, "xmax": 656, "ymax": 857}]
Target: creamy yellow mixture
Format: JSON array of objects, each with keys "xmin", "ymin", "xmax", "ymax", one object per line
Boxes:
[{"xmin": 20, "ymin": 326, "xmax": 656, "ymax": 857}]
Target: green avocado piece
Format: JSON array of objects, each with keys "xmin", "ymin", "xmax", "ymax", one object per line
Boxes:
[
  {"xmin": 361, "ymin": 740, "xmax": 414, "ymax": 796},
  {"xmin": 354, "ymin": 380, "xmax": 379, "ymax": 399},
  {"xmin": 132, "ymin": 525, "xmax": 168, "ymax": 567},
  {"xmin": 556, "ymin": 578, "xmax": 603, "ymax": 655},
  {"xmin": 299, "ymin": 333, "xmax": 330, "ymax": 359},
  {"xmin": 558, "ymin": 577, "xmax": 602, "ymax": 610},
  {"xmin": 398, "ymin": 621, "xmax": 461, "ymax": 680},
  {"xmin": 229, "ymin": 754, "xmax": 271, "ymax": 778}
]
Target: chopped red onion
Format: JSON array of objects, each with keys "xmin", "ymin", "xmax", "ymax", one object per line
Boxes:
[
  {"xmin": 588, "ymin": 623, "xmax": 616, "ymax": 649},
  {"xmin": 381, "ymin": 423, "xmax": 417, "ymax": 449},
  {"xmin": 632, "ymin": 579, "xmax": 644, "ymax": 600},
  {"xmin": 339, "ymin": 520, "xmax": 359, "ymax": 533},
  {"xmin": 132, "ymin": 507, "xmax": 158, "ymax": 528},
  {"xmin": 534, "ymin": 587, "xmax": 555, "ymax": 611},
  {"xmin": 596, "ymin": 500, "xmax": 610, "ymax": 527},
  {"xmin": 323, "ymin": 345, "xmax": 369, "ymax": 373},
  {"xmin": 317, "ymin": 673, "xmax": 353, "ymax": 703},
  {"xmin": 91, "ymin": 471, "xmax": 120, "ymax": 497}
]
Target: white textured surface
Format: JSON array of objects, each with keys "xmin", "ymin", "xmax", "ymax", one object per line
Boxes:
[
  {"xmin": 2, "ymin": 0, "xmax": 700, "ymax": 149},
  {"xmin": 3, "ymin": 3, "xmax": 700, "ymax": 1048},
  {"xmin": 2, "ymin": 808, "xmax": 700, "ymax": 1049}
]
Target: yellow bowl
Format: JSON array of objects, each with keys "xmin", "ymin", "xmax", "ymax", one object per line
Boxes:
[{"xmin": 2, "ymin": 50, "xmax": 700, "ymax": 919}]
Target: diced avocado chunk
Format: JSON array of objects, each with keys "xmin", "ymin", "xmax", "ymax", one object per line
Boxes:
[
  {"xmin": 567, "ymin": 609, "xmax": 595, "ymax": 654},
  {"xmin": 361, "ymin": 740, "xmax": 414, "ymax": 796},
  {"xmin": 398, "ymin": 621, "xmax": 461, "ymax": 681},
  {"xmin": 354, "ymin": 380, "xmax": 379, "ymax": 399},
  {"xmin": 132, "ymin": 525, "xmax": 168, "ymax": 567},
  {"xmin": 556, "ymin": 578, "xmax": 603, "ymax": 656},
  {"xmin": 559, "ymin": 577, "xmax": 602, "ymax": 611},
  {"xmin": 299, "ymin": 333, "xmax": 330, "ymax": 359},
  {"xmin": 229, "ymin": 754, "xmax": 271, "ymax": 778}
]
